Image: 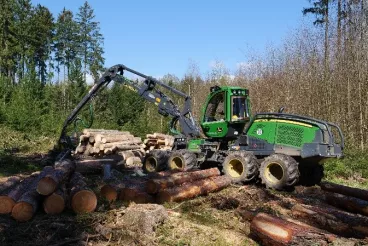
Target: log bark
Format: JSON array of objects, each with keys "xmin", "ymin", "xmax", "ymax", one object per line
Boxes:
[
  {"xmin": 119, "ymin": 184, "xmax": 154, "ymax": 204},
  {"xmin": 0, "ymin": 166, "xmax": 53, "ymax": 214},
  {"xmin": 320, "ymin": 181, "xmax": 368, "ymax": 201},
  {"xmin": 69, "ymin": 172, "xmax": 97, "ymax": 213},
  {"xmin": 37, "ymin": 159, "xmax": 75, "ymax": 196},
  {"xmin": 98, "ymin": 134, "xmax": 133, "ymax": 143},
  {"xmin": 11, "ymin": 190, "xmax": 42, "ymax": 222},
  {"xmin": 325, "ymin": 192, "xmax": 368, "ymax": 217},
  {"xmin": 43, "ymin": 185, "xmax": 67, "ymax": 215},
  {"xmin": 156, "ymin": 175, "xmax": 231, "ymax": 203},
  {"xmin": 250, "ymin": 213, "xmax": 346, "ymax": 246},
  {"xmin": 291, "ymin": 203, "xmax": 368, "ymax": 238},
  {"xmin": 0, "ymin": 176, "xmax": 23, "ymax": 194},
  {"xmin": 147, "ymin": 167, "xmax": 220, "ymax": 194},
  {"xmin": 75, "ymin": 159, "xmax": 118, "ymax": 174}
]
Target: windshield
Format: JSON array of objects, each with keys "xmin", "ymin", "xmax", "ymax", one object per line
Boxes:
[{"xmin": 232, "ymin": 96, "xmax": 249, "ymax": 121}]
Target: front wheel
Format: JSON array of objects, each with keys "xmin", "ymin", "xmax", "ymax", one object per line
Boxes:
[
  {"xmin": 259, "ymin": 154, "xmax": 300, "ymax": 190},
  {"xmin": 222, "ymin": 151, "xmax": 259, "ymax": 183}
]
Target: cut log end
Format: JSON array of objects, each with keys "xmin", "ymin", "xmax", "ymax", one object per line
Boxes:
[
  {"xmin": 37, "ymin": 177, "xmax": 57, "ymax": 196},
  {"xmin": 100, "ymin": 185, "xmax": 118, "ymax": 202},
  {"xmin": 11, "ymin": 202, "xmax": 34, "ymax": 222},
  {"xmin": 43, "ymin": 193, "xmax": 65, "ymax": 215},
  {"xmin": 71, "ymin": 190, "xmax": 97, "ymax": 213},
  {"xmin": 0, "ymin": 196, "xmax": 16, "ymax": 214}
]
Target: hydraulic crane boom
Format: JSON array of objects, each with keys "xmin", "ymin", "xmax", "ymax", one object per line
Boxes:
[{"xmin": 58, "ymin": 64, "xmax": 200, "ymax": 148}]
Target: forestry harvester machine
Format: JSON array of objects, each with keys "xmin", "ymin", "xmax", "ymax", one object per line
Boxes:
[{"xmin": 57, "ymin": 64, "xmax": 344, "ymax": 190}]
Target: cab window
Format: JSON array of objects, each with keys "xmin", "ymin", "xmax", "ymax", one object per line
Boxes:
[
  {"xmin": 232, "ymin": 96, "xmax": 249, "ymax": 121},
  {"xmin": 204, "ymin": 92, "xmax": 225, "ymax": 122}
]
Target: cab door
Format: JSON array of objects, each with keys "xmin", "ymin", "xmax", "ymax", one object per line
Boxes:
[{"xmin": 201, "ymin": 91, "xmax": 229, "ymax": 138}]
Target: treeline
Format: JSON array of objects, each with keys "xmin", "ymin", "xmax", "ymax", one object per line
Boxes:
[{"xmin": 0, "ymin": 0, "xmax": 367, "ymax": 152}]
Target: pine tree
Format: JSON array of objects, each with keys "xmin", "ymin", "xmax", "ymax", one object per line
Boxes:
[{"xmin": 76, "ymin": 1, "xmax": 104, "ymax": 83}]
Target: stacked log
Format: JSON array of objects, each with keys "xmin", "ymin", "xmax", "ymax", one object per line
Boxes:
[
  {"xmin": 69, "ymin": 172, "xmax": 97, "ymax": 213},
  {"xmin": 75, "ymin": 129, "xmax": 144, "ymax": 157},
  {"xmin": 143, "ymin": 133, "xmax": 174, "ymax": 152}
]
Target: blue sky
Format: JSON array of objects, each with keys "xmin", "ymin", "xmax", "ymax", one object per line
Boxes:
[{"xmin": 32, "ymin": 0, "xmax": 309, "ymax": 79}]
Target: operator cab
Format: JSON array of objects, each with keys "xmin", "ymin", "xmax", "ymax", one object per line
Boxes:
[{"xmin": 201, "ymin": 86, "xmax": 250, "ymax": 140}]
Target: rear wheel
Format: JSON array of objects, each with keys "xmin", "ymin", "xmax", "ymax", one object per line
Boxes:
[
  {"xmin": 167, "ymin": 150, "xmax": 197, "ymax": 171},
  {"xmin": 222, "ymin": 151, "xmax": 259, "ymax": 183},
  {"xmin": 259, "ymin": 154, "xmax": 299, "ymax": 190},
  {"xmin": 143, "ymin": 150, "xmax": 169, "ymax": 173}
]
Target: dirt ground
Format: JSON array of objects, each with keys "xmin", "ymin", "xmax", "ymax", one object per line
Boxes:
[{"xmin": 1, "ymin": 154, "xmax": 368, "ymax": 246}]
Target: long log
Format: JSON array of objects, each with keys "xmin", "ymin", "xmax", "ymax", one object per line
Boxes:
[
  {"xmin": 43, "ymin": 185, "xmax": 67, "ymax": 215},
  {"xmin": 82, "ymin": 129, "xmax": 120, "ymax": 135},
  {"xmin": 325, "ymin": 192, "xmax": 368, "ymax": 217},
  {"xmin": 250, "ymin": 213, "xmax": 349, "ymax": 246},
  {"xmin": 320, "ymin": 181, "xmax": 368, "ymax": 201},
  {"xmin": 37, "ymin": 159, "xmax": 75, "ymax": 196},
  {"xmin": 0, "ymin": 176, "xmax": 24, "ymax": 194},
  {"xmin": 69, "ymin": 172, "xmax": 97, "ymax": 213},
  {"xmin": 147, "ymin": 168, "xmax": 220, "ymax": 194},
  {"xmin": 75, "ymin": 159, "xmax": 118, "ymax": 174},
  {"xmin": 98, "ymin": 134, "xmax": 134, "ymax": 143},
  {"xmin": 291, "ymin": 203, "xmax": 368, "ymax": 238},
  {"xmin": 156, "ymin": 175, "xmax": 231, "ymax": 203},
  {"xmin": 0, "ymin": 167, "xmax": 53, "ymax": 214},
  {"xmin": 119, "ymin": 183, "xmax": 154, "ymax": 204},
  {"xmin": 11, "ymin": 190, "xmax": 42, "ymax": 222}
]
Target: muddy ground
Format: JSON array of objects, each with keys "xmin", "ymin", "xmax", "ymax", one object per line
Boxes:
[{"xmin": 1, "ymin": 154, "xmax": 368, "ymax": 246}]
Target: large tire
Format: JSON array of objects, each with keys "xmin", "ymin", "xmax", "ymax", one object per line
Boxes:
[
  {"xmin": 222, "ymin": 151, "xmax": 259, "ymax": 183},
  {"xmin": 167, "ymin": 150, "xmax": 197, "ymax": 171},
  {"xmin": 259, "ymin": 154, "xmax": 299, "ymax": 190},
  {"xmin": 143, "ymin": 150, "xmax": 170, "ymax": 173}
]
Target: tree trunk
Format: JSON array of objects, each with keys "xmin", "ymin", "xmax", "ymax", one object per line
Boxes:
[
  {"xmin": 156, "ymin": 176, "xmax": 231, "ymax": 203},
  {"xmin": 0, "ymin": 166, "xmax": 53, "ymax": 214},
  {"xmin": 0, "ymin": 176, "xmax": 24, "ymax": 194},
  {"xmin": 325, "ymin": 192, "xmax": 368, "ymax": 216},
  {"xmin": 69, "ymin": 172, "xmax": 97, "ymax": 213},
  {"xmin": 119, "ymin": 183, "xmax": 154, "ymax": 204},
  {"xmin": 37, "ymin": 159, "xmax": 75, "ymax": 196},
  {"xmin": 147, "ymin": 167, "xmax": 220, "ymax": 194},
  {"xmin": 11, "ymin": 190, "xmax": 42, "ymax": 222},
  {"xmin": 97, "ymin": 134, "xmax": 134, "ymax": 143},
  {"xmin": 291, "ymin": 203, "xmax": 368, "ymax": 238},
  {"xmin": 250, "ymin": 212, "xmax": 349, "ymax": 246},
  {"xmin": 43, "ymin": 185, "xmax": 67, "ymax": 215},
  {"xmin": 320, "ymin": 181, "xmax": 368, "ymax": 201}
]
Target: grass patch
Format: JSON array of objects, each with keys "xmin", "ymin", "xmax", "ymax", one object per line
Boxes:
[
  {"xmin": 0, "ymin": 152, "xmax": 41, "ymax": 177},
  {"xmin": 323, "ymin": 150, "xmax": 368, "ymax": 188}
]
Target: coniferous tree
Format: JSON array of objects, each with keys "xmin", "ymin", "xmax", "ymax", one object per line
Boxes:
[{"xmin": 76, "ymin": 1, "xmax": 104, "ymax": 83}]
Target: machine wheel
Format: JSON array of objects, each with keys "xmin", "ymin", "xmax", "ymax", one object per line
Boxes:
[
  {"xmin": 259, "ymin": 154, "xmax": 299, "ymax": 190},
  {"xmin": 167, "ymin": 150, "xmax": 197, "ymax": 171},
  {"xmin": 143, "ymin": 150, "xmax": 169, "ymax": 173},
  {"xmin": 222, "ymin": 151, "xmax": 259, "ymax": 183},
  {"xmin": 298, "ymin": 164, "xmax": 324, "ymax": 186}
]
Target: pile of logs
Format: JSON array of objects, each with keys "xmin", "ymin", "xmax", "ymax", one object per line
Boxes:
[
  {"xmin": 0, "ymin": 159, "xmax": 97, "ymax": 222},
  {"xmin": 244, "ymin": 181, "xmax": 368, "ymax": 245},
  {"xmin": 75, "ymin": 129, "xmax": 144, "ymax": 157},
  {"xmin": 143, "ymin": 133, "xmax": 175, "ymax": 152},
  {"xmin": 100, "ymin": 167, "xmax": 231, "ymax": 204}
]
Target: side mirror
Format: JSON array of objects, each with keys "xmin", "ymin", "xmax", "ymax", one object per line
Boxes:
[{"xmin": 278, "ymin": 107, "xmax": 285, "ymax": 113}]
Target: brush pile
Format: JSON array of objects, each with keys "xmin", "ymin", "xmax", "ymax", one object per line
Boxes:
[
  {"xmin": 0, "ymin": 159, "xmax": 97, "ymax": 222},
  {"xmin": 75, "ymin": 129, "xmax": 144, "ymax": 156},
  {"xmin": 142, "ymin": 133, "xmax": 175, "ymax": 152}
]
